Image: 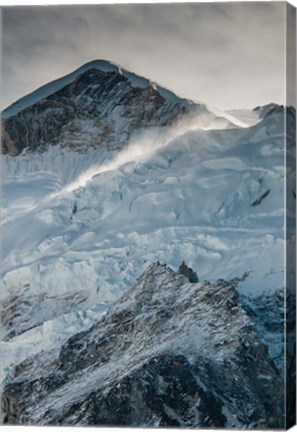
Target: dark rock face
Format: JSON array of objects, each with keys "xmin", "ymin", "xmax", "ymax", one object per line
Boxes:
[
  {"xmin": 178, "ymin": 261, "xmax": 198, "ymax": 283},
  {"xmin": 1, "ymin": 65, "xmax": 199, "ymax": 156},
  {"xmin": 240, "ymin": 284, "xmax": 296, "ymax": 429},
  {"xmin": 240, "ymin": 288, "xmax": 295, "ymax": 373},
  {"xmin": 2, "ymin": 264, "xmax": 284, "ymax": 428},
  {"xmin": 240, "ymin": 287, "xmax": 296, "ymax": 428},
  {"xmin": 65, "ymin": 354, "xmax": 227, "ymax": 428}
]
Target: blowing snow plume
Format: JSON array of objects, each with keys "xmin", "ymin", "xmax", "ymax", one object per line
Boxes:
[
  {"xmin": 62, "ymin": 109, "xmax": 246, "ymax": 195},
  {"xmin": 63, "ymin": 129, "xmax": 169, "ymax": 192},
  {"xmin": 62, "ymin": 122, "xmax": 186, "ymax": 193}
]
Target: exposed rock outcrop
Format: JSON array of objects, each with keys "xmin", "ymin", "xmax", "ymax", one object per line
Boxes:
[{"xmin": 178, "ymin": 261, "xmax": 198, "ymax": 283}]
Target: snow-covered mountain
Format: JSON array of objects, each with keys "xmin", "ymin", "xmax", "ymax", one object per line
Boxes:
[{"xmin": 1, "ymin": 60, "xmax": 295, "ymax": 427}]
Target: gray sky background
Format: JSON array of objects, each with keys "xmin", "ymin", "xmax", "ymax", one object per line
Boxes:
[{"xmin": 1, "ymin": 2, "xmax": 289, "ymax": 110}]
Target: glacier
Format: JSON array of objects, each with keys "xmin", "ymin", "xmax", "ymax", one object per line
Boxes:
[{"xmin": 1, "ymin": 104, "xmax": 295, "ymax": 383}]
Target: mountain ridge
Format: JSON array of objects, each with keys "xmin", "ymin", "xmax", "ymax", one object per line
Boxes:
[{"xmin": 2, "ymin": 262, "xmax": 284, "ymax": 428}]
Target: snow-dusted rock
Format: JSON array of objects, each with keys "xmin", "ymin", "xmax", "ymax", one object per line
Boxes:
[{"xmin": 2, "ymin": 263, "xmax": 283, "ymax": 428}]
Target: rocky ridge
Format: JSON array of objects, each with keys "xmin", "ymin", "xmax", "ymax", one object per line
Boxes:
[{"xmin": 2, "ymin": 263, "xmax": 284, "ymax": 428}]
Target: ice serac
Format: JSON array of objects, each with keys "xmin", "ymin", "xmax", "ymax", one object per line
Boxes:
[
  {"xmin": 1, "ymin": 59, "xmax": 236, "ymax": 156},
  {"xmin": 2, "ymin": 263, "xmax": 283, "ymax": 428}
]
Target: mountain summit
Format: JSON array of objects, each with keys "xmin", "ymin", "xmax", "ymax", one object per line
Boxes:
[
  {"xmin": 1, "ymin": 60, "xmax": 246, "ymax": 156},
  {"xmin": 1, "ymin": 60, "xmax": 197, "ymax": 155}
]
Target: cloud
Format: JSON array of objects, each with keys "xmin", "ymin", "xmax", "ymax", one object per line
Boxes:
[{"xmin": 1, "ymin": 2, "xmax": 286, "ymax": 110}]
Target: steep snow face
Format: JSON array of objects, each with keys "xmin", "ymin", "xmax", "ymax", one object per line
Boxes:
[
  {"xmin": 1, "ymin": 105, "xmax": 294, "ymax": 384},
  {"xmin": 2, "ymin": 264, "xmax": 284, "ymax": 428}
]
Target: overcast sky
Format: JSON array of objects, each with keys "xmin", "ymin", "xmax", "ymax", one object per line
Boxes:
[{"xmin": 1, "ymin": 2, "xmax": 290, "ymax": 110}]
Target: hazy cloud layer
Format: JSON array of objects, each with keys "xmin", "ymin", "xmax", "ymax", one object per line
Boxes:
[{"xmin": 1, "ymin": 2, "xmax": 287, "ymax": 110}]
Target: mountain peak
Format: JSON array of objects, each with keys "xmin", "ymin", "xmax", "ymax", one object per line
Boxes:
[
  {"xmin": 2, "ymin": 60, "xmax": 196, "ymax": 155},
  {"xmin": 76, "ymin": 59, "xmax": 120, "ymax": 72},
  {"xmin": 1, "ymin": 60, "xmax": 121, "ymax": 119},
  {"xmin": 1, "ymin": 59, "xmax": 180, "ymax": 121}
]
